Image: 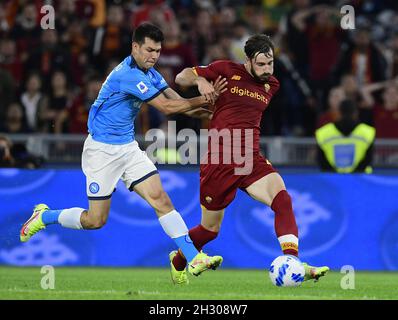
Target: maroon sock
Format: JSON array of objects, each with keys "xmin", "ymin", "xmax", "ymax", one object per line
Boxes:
[
  {"xmin": 172, "ymin": 224, "xmax": 218, "ymax": 271},
  {"xmin": 271, "ymin": 190, "xmax": 299, "ymax": 257}
]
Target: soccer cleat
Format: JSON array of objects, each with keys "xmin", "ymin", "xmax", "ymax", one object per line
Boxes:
[
  {"xmin": 169, "ymin": 250, "xmax": 189, "ymax": 285},
  {"xmin": 188, "ymin": 251, "xmax": 223, "ymax": 277},
  {"xmin": 20, "ymin": 204, "xmax": 49, "ymax": 242},
  {"xmin": 302, "ymin": 262, "xmax": 330, "ymax": 282}
]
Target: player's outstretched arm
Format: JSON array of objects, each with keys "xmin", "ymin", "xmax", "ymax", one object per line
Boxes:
[
  {"xmin": 176, "ymin": 68, "xmax": 218, "ymax": 104},
  {"xmin": 147, "ymin": 92, "xmax": 209, "ymax": 115},
  {"xmin": 160, "ymin": 87, "xmax": 211, "ymax": 119},
  {"xmin": 162, "ymin": 87, "xmax": 183, "ymax": 100},
  {"xmin": 176, "ymin": 69, "xmax": 228, "ymax": 105},
  {"xmin": 175, "ymin": 67, "xmax": 200, "ymax": 87},
  {"xmin": 151, "ymin": 77, "xmax": 227, "ymax": 118}
]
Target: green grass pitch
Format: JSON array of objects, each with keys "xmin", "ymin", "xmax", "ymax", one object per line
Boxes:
[{"xmin": 0, "ymin": 266, "xmax": 397, "ymax": 300}]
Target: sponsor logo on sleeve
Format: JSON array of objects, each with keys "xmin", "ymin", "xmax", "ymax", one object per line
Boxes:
[{"xmin": 137, "ymin": 81, "xmax": 149, "ymax": 94}]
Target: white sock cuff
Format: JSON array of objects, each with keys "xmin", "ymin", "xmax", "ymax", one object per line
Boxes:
[
  {"xmin": 58, "ymin": 207, "xmax": 84, "ymax": 230},
  {"xmin": 158, "ymin": 210, "xmax": 188, "ymax": 238},
  {"xmin": 278, "ymin": 234, "xmax": 299, "ymax": 245}
]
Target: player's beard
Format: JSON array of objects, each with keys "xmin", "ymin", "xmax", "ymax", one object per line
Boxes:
[{"xmin": 250, "ymin": 65, "xmax": 270, "ymax": 83}]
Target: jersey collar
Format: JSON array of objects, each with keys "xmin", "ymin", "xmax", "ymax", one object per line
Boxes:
[{"xmin": 129, "ymin": 55, "xmax": 149, "ymax": 74}]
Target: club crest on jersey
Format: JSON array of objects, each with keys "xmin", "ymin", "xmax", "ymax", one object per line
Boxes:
[
  {"xmin": 137, "ymin": 81, "xmax": 148, "ymax": 94},
  {"xmin": 205, "ymin": 196, "xmax": 213, "ymax": 203},
  {"xmin": 231, "ymin": 75, "xmax": 241, "ymax": 81},
  {"xmin": 89, "ymin": 182, "xmax": 100, "ymax": 194},
  {"xmin": 264, "ymin": 83, "xmax": 270, "ymax": 92}
]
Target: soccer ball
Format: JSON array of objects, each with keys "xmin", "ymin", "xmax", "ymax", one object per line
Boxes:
[{"xmin": 269, "ymin": 255, "xmax": 305, "ymax": 287}]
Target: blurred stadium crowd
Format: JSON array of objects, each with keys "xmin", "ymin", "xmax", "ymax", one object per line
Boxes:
[{"xmin": 0, "ymin": 0, "xmax": 398, "ymax": 140}]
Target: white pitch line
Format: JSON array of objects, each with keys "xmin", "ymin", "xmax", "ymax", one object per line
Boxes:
[
  {"xmin": 0, "ymin": 288, "xmax": 357, "ymax": 300},
  {"xmin": 0, "ymin": 288, "xmax": 122, "ymax": 295},
  {"xmin": 0, "ymin": 288, "xmax": 385, "ymax": 300}
]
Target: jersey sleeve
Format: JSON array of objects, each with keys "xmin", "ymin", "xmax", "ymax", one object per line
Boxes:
[
  {"xmin": 151, "ymin": 68, "xmax": 169, "ymax": 92},
  {"xmin": 120, "ymin": 70, "xmax": 163, "ymax": 102},
  {"xmin": 193, "ymin": 60, "xmax": 229, "ymax": 82}
]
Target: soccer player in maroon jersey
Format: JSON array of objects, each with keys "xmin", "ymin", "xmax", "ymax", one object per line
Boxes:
[{"xmin": 168, "ymin": 34, "xmax": 329, "ymax": 284}]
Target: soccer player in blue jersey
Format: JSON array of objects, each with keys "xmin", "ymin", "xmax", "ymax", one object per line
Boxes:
[{"xmin": 20, "ymin": 23, "xmax": 224, "ymax": 278}]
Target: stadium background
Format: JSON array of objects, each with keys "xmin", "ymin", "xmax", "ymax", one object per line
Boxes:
[{"xmin": 0, "ymin": 0, "xmax": 398, "ymax": 273}]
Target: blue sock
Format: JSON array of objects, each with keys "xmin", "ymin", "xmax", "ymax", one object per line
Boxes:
[
  {"xmin": 41, "ymin": 209, "xmax": 62, "ymax": 225},
  {"xmin": 173, "ymin": 234, "xmax": 198, "ymax": 263}
]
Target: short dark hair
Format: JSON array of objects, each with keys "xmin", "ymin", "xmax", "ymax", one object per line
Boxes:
[
  {"xmin": 244, "ymin": 34, "xmax": 274, "ymax": 60},
  {"xmin": 132, "ymin": 23, "xmax": 164, "ymax": 44},
  {"xmin": 339, "ymin": 99, "xmax": 357, "ymax": 118}
]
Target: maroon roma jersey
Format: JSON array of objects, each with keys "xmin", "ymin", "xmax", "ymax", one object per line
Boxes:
[{"xmin": 193, "ymin": 60, "xmax": 279, "ymax": 153}]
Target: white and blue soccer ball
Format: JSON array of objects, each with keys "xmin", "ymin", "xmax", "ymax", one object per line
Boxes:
[{"xmin": 269, "ymin": 255, "xmax": 305, "ymax": 287}]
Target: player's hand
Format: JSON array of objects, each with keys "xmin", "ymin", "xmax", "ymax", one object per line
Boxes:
[
  {"xmin": 211, "ymin": 76, "xmax": 228, "ymax": 104},
  {"xmin": 196, "ymin": 77, "xmax": 217, "ymax": 105}
]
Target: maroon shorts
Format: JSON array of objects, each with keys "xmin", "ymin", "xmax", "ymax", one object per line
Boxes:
[{"xmin": 200, "ymin": 153, "xmax": 277, "ymax": 210}]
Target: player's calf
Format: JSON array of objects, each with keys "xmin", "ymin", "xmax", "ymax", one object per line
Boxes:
[
  {"xmin": 132, "ymin": 174, "xmax": 174, "ymax": 215},
  {"xmin": 147, "ymin": 189, "xmax": 174, "ymax": 216},
  {"xmin": 271, "ymin": 190, "xmax": 299, "ymax": 256},
  {"xmin": 80, "ymin": 210, "xmax": 107, "ymax": 229}
]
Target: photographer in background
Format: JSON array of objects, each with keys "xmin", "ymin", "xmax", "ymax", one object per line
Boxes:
[
  {"xmin": 0, "ymin": 135, "xmax": 15, "ymax": 167},
  {"xmin": 0, "ymin": 135, "xmax": 42, "ymax": 168}
]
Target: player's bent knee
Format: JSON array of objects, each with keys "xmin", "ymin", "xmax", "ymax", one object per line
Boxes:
[
  {"xmin": 202, "ymin": 221, "xmax": 221, "ymax": 233},
  {"xmin": 206, "ymin": 224, "xmax": 221, "ymax": 233},
  {"xmin": 271, "ymin": 189, "xmax": 292, "ymax": 212},
  {"xmin": 149, "ymin": 190, "xmax": 173, "ymax": 211},
  {"xmin": 82, "ymin": 210, "xmax": 108, "ymax": 229},
  {"xmin": 147, "ymin": 187, "xmax": 165, "ymax": 200},
  {"xmin": 87, "ymin": 218, "xmax": 107, "ymax": 230}
]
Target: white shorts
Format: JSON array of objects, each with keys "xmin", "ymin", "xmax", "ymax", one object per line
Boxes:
[{"xmin": 82, "ymin": 135, "xmax": 158, "ymax": 199}]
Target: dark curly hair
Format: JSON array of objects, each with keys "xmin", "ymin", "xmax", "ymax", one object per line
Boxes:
[{"xmin": 244, "ymin": 34, "xmax": 274, "ymax": 59}]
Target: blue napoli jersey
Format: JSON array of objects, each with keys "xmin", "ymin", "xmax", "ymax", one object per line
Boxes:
[{"xmin": 87, "ymin": 56, "xmax": 168, "ymax": 144}]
